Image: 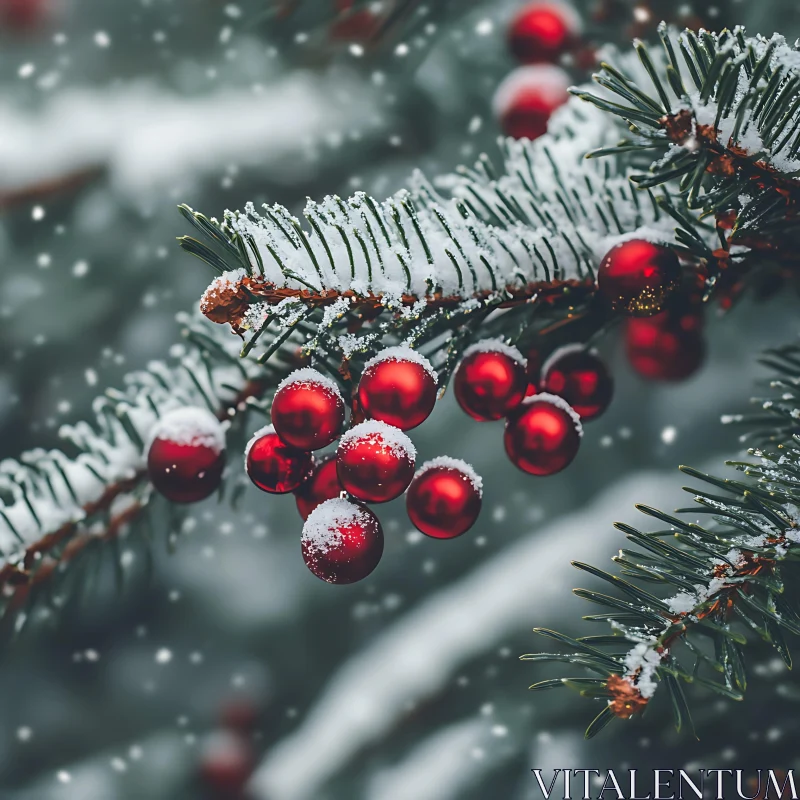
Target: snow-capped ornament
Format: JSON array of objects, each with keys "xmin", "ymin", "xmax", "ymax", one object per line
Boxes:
[
  {"xmin": 301, "ymin": 497, "xmax": 384, "ymax": 584},
  {"xmin": 406, "ymin": 458, "xmax": 483, "ymax": 540},
  {"xmin": 147, "ymin": 407, "xmax": 226, "ymax": 504},
  {"xmin": 357, "ymin": 346, "xmax": 438, "ymax": 431},
  {"xmin": 454, "ymin": 340, "xmax": 527, "ymax": 421},
  {"xmin": 626, "ymin": 308, "xmax": 705, "ymax": 381},
  {"xmin": 336, "ymin": 420, "xmax": 416, "ymax": 504},
  {"xmin": 508, "ymin": 2, "xmax": 581, "ymax": 64},
  {"xmin": 493, "ymin": 65, "xmax": 570, "ymax": 141},
  {"xmin": 504, "ymin": 394, "xmax": 581, "ymax": 475},
  {"xmin": 541, "ymin": 346, "xmax": 613, "ymax": 420},
  {"xmin": 597, "ymin": 239, "xmax": 682, "ymax": 317},
  {"xmin": 271, "ymin": 368, "xmax": 345, "ymax": 451},
  {"xmin": 198, "ymin": 730, "xmax": 254, "ymax": 796},
  {"xmin": 246, "ymin": 426, "xmax": 312, "ymax": 494},
  {"xmin": 295, "ymin": 455, "xmax": 344, "ymax": 521}
]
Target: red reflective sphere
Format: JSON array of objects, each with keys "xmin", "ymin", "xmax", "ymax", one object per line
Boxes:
[
  {"xmin": 357, "ymin": 351, "xmax": 437, "ymax": 431},
  {"xmin": 295, "ymin": 455, "xmax": 344, "ymax": 521},
  {"xmin": 336, "ymin": 422, "xmax": 415, "ymax": 503},
  {"xmin": 494, "ymin": 66, "xmax": 570, "ymax": 141},
  {"xmin": 271, "ymin": 370, "xmax": 345, "ymax": 451},
  {"xmin": 301, "ymin": 498, "xmax": 384, "ymax": 584},
  {"xmin": 504, "ymin": 396, "xmax": 581, "ymax": 475},
  {"xmin": 406, "ymin": 460, "xmax": 483, "ymax": 539},
  {"xmin": 598, "ymin": 239, "xmax": 681, "ymax": 316},
  {"xmin": 148, "ymin": 437, "xmax": 225, "ymax": 504},
  {"xmin": 541, "ymin": 346, "xmax": 614, "ymax": 420},
  {"xmin": 246, "ymin": 427, "xmax": 312, "ymax": 494},
  {"xmin": 454, "ymin": 345, "xmax": 528, "ymax": 421},
  {"xmin": 626, "ymin": 310, "xmax": 706, "ymax": 381},
  {"xmin": 508, "ymin": 2, "xmax": 580, "ymax": 64}
]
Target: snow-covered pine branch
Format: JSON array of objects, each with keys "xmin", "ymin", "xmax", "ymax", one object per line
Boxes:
[
  {"xmin": 577, "ymin": 26, "xmax": 800, "ymax": 265},
  {"xmin": 184, "ymin": 91, "xmax": 693, "ymax": 374},
  {"xmin": 0, "ymin": 311, "xmax": 302, "ymax": 611},
  {"xmin": 524, "ymin": 343, "xmax": 800, "ymax": 737}
]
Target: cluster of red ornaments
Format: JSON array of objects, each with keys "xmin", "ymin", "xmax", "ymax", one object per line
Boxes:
[
  {"xmin": 454, "ymin": 339, "xmax": 609, "ymax": 476},
  {"xmin": 244, "ymin": 355, "xmax": 484, "ymax": 585},
  {"xmin": 494, "ymin": 2, "xmax": 582, "ymax": 141},
  {"xmin": 146, "ymin": 238, "xmax": 701, "ymax": 585}
]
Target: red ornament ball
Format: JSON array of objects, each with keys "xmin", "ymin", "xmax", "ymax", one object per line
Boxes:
[
  {"xmin": 246, "ymin": 426, "xmax": 312, "ymax": 494},
  {"xmin": 271, "ymin": 368, "xmax": 345, "ymax": 451},
  {"xmin": 541, "ymin": 345, "xmax": 614, "ymax": 421},
  {"xmin": 147, "ymin": 407, "xmax": 226, "ymax": 504},
  {"xmin": 626, "ymin": 310, "xmax": 706, "ymax": 381},
  {"xmin": 406, "ymin": 457, "xmax": 483, "ymax": 540},
  {"xmin": 454, "ymin": 340, "xmax": 528, "ymax": 421},
  {"xmin": 597, "ymin": 239, "xmax": 682, "ymax": 316},
  {"xmin": 493, "ymin": 65, "xmax": 571, "ymax": 141},
  {"xmin": 525, "ymin": 347, "xmax": 543, "ymax": 397},
  {"xmin": 336, "ymin": 420, "xmax": 416, "ymax": 503},
  {"xmin": 508, "ymin": 2, "xmax": 581, "ymax": 64},
  {"xmin": 198, "ymin": 730, "xmax": 254, "ymax": 797},
  {"xmin": 357, "ymin": 346, "xmax": 438, "ymax": 431},
  {"xmin": 295, "ymin": 454, "xmax": 344, "ymax": 521},
  {"xmin": 0, "ymin": 0, "xmax": 47, "ymax": 30},
  {"xmin": 301, "ymin": 497, "xmax": 384, "ymax": 584},
  {"xmin": 504, "ymin": 394, "xmax": 582, "ymax": 475}
]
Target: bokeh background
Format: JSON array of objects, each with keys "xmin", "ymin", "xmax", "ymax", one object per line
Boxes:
[{"xmin": 1, "ymin": 1, "xmax": 800, "ymax": 798}]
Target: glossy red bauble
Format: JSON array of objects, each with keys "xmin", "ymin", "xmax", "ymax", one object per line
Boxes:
[
  {"xmin": 504, "ymin": 394, "xmax": 581, "ymax": 476},
  {"xmin": 357, "ymin": 347, "xmax": 438, "ymax": 431},
  {"xmin": 493, "ymin": 65, "xmax": 571, "ymax": 141},
  {"xmin": 295, "ymin": 455, "xmax": 344, "ymax": 521},
  {"xmin": 301, "ymin": 497, "xmax": 384, "ymax": 584},
  {"xmin": 626, "ymin": 309, "xmax": 706, "ymax": 381},
  {"xmin": 541, "ymin": 345, "xmax": 614, "ymax": 420},
  {"xmin": 198, "ymin": 730, "xmax": 254, "ymax": 797},
  {"xmin": 597, "ymin": 239, "xmax": 682, "ymax": 316},
  {"xmin": 246, "ymin": 426, "xmax": 312, "ymax": 494},
  {"xmin": 454, "ymin": 341, "xmax": 528, "ymax": 421},
  {"xmin": 406, "ymin": 457, "xmax": 483, "ymax": 540},
  {"xmin": 508, "ymin": 2, "xmax": 581, "ymax": 64},
  {"xmin": 336, "ymin": 420, "xmax": 416, "ymax": 503},
  {"xmin": 147, "ymin": 407, "xmax": 226, "ymax": 504},
  {"xmin": 271, "ymin": 368, "xmax": 345, "ymax": 451}
]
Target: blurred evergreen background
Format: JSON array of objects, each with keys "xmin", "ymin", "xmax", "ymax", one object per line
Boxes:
[{"xmin": 1, "ymin": 1, "xmax": 800, "ymax": 798}]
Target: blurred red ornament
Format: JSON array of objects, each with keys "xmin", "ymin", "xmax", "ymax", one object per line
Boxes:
[
  {"xmin": 357, "ymin": 347, "xmax": 438, "ymax": 431},
  {"xmin": 597, "ymin": 239, "xmax": 681, "ymax": 316},
  {"xmin": 508, "ymin": 2, "xmax": 581, "ymax": 64},
  {"xmin": 0, "ymin": 0, "xmax": 48, "ymax": 30},
  {"xmin": 626, "ymin": 308, "xmax": 706, "ymax": 381},
  {"xmin": 198, "ymin": 730, "xmax": 254, "ymax": 798},
  {"xmin": 295, "ymin": 454, "xmax": 343, "ymax": 520},
  {"xmin": 406, "ymin": 457, "xmax": 483, "ymax": 540},
  {"xmin": 271, "ymin": 368, "xmax": 345, "ymax": 451},
  {"xmin": 504, "ymin": 394, "xmax": 581, "ymax": 475},
  {"xmin": 336, "ymin": 420, "xmax": 415, "ymax": 503},
  {"xmin": 246, "ymin": 426, "xmax": 312, "ymax": 494},
  {"xmin": 454, "ymin": 341, "xmax": 528, "ymax": 421},
  {"xmin": 494, "ymin": 65, "xmax": 571, "ymax": 140},
  {"xmin": 301, "ymin": 497, "xmax": 384, "ymax": 584},
  {"xmin": 147, "ymin": 408, "xmax": 225, "ymax": 504},
  {"xmin": 541, "ymin": 345, "xmax": 613, "ymax": 420}
]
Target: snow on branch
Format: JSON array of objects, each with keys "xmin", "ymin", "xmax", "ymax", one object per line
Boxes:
[
  {"xmin": 0, "ymin": 71, "xmax": 381, "ymax": 199},
  {"xmin": 186, "ymin": 93, "xmax": 687, "ymax": 364},
  {"xmin": 578, "ymin": 26, "xmax": 800, "ymax": 263},
  {"xmin": 0, "ymin": 311, "xmax": 300, "ymax": 602}
]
